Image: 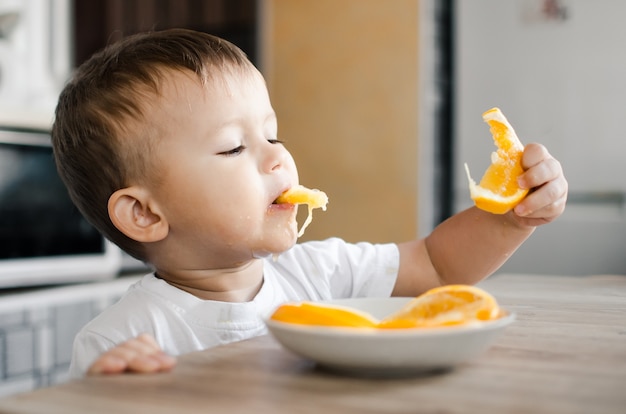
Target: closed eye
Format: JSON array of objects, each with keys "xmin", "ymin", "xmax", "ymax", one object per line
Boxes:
[
  {"xmin": 218, "ymin": 145, "xmax": 246, "ymax": 156},
  {"xmin": 268, "ymin": 139, "xmax": 285, "ymax": 145}
]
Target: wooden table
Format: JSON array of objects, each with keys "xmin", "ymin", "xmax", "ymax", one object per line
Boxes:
[{"xmin": 1, "ymin": 274, "xmax": 625, "ymax": 414}]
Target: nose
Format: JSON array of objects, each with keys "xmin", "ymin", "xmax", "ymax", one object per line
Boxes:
[{"xmin": 261, "ymin": 140, "xmax": 290, "ymax": 174}]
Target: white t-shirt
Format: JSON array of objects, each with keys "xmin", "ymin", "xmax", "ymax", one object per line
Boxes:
[{"xmin": 69, "ymin": 238, "xmax": 399, "ymax": 377}]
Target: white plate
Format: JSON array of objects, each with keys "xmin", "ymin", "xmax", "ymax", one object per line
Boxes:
[{"xmin": 265, "ymin": 297, "xmax": 515, "ymax": 376}]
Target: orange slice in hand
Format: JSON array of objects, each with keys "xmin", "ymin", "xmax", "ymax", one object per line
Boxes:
[
  {"xmin": 378, "ymin": 285, "xmax": 501, "ymax": 329},
  {"xmin": 465, "ymin": 107, "xmax": 529, "ymax": 214},
  {"xmin": 275, "ymin": 184, "xmax": 328, "ymax": 237},
  {"xmin": 270, "ymin": 302, "xmax": 378, "ymax": 328}
]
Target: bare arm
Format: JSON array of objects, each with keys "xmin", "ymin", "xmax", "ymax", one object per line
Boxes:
[{"xmin": 393, "ymin": 143, "xmax": 568, "ymax": 296}]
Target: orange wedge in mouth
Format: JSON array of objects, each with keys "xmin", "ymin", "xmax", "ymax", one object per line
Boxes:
[{"xmin": 275, "ymin": 184, "xmax": 328, "ymax": 237}]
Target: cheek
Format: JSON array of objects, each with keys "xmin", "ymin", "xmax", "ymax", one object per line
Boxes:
[
  {"xmin": 157, "ymin": 172, "xmax": 252, "ymax": 231},
  {"xmin": 218, "ymin": 184, "xmax": 264, "ymax": 219},
  {"xmin": 212, "ymin": 186, "xmax": 266, "ymax": 232},
  {"xmin": 198, "ymin": 165, "xmax": 261, "ymax": 210}
]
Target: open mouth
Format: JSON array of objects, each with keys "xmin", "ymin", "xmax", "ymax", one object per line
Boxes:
[
  {"xmin": 270, "ymin": 185, "xmax": 329, "ymax": 237},
  {"xmin": 271, "ymin": 198, "xmax": 293, "ymax": 209},
  {"xmin": 272, "ymin": 188, "xmax": 292, "ymax": 205}
]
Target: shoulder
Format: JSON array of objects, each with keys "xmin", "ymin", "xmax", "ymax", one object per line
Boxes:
[
  {"xmin": 73, "ymin": 273, "xmax": 182, "ymax": 347},
  {"xmin": 69, "ymin": 274, "xmax": 185, "ymax": 377},
  {"xmin": 74, "ymin": 277, "xmax": 159, "ymax": 339}
]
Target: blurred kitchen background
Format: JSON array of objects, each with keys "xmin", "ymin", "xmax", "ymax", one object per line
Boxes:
[{"xmin": 0, "ymin": 0, "xmax": 624, "ymax": 397}]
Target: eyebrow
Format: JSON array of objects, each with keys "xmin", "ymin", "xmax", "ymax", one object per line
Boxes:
[{"xmin": 215, "ymin": 111, "xmax": 277, "ymax": 131}]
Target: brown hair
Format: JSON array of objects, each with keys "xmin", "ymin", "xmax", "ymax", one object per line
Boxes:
[{"xmin": 52, "ymin": 28, "xmax": 256, "ymax": 261}]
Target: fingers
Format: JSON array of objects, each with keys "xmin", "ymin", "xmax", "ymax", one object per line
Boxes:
[
  {"xmin": 514, "ymin": 178, "xmax": 568, "ymax": 220},
  {"xmin": 87, "ymin": 333, "xmax": 177, "ymax": 376},
  {"xmin": 518, "ymin": 143, "xmax": 561, "ymax": 189},
  {"xmin": 512, "ymin": 143, "xmax": 568, "ymax": 224}
]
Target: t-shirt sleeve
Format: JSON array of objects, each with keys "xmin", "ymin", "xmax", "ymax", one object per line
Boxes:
[
  {"xmin": 69, "ymin": 329, "xmax": 116, "ymax": 378},
  {"xmin": 269, "ymin": 238, "xmax": 399, "ymax": 300}
]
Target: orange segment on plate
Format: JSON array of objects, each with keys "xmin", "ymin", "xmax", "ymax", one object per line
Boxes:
[
  {"xmin": 378, "ymin": 285, "xmax": 501, "ymax": 329},
  {"xmin": 270, "ymin": 302, "xmax": 378, "ymax": 328},
  {"xmin": 275, "ymin": 184, "xmax": 329, "ymax": 237},
  {"xmin": 464, "ymin": 107, "xmax": 529, "ymax": 214},
  {"xmin": 271, "ymin": 285, "xmax": 502, "ymax": 330}
]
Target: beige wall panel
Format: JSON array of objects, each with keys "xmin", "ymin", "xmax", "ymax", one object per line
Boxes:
[{"xmin": 261, "ymin": 0, "xmax": 419, "ymax": 243}]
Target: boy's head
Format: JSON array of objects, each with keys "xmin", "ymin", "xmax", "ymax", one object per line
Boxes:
[{"xmin": 52, "ymin": 29, "xmax": 299, "ymax": 265}]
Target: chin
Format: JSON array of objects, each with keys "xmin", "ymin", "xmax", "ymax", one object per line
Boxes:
[
  {"xmin": 252, "ymin": 243, "xmax": 294, "ymax": 260},
  {"xmin": 257, "ymin": 232, "xmax": 298, "ymax": 258},
  {"xmin": 270, "ymin": 236, "xmax": 298, "ymax": 254},
  {"xmin": 252, "ymin": 218, "xmax": 298, "ymax": 257}
]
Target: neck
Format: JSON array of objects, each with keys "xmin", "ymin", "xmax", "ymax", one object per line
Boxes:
[{"xmin": 157, "ymin": 259, "xmax": 265, "ymax": 302}]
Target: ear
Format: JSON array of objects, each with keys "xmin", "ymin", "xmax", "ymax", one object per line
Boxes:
[{"xmin": 108, "ymin": 187, "xmax": 169, "ymax": 243}]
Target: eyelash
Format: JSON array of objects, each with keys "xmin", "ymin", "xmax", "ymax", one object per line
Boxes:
[
  {"xmin": 218, "ymin": 139, "xmax": 285, "ymax": 156},
  {"xmin": 219, "ymin": 146, "xmax": 245, "ymax": 156}
]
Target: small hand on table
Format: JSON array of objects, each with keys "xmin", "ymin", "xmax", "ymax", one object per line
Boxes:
[{"xmin": 87, "ymin": 333, "xmax": 177, "ymax": 375}]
